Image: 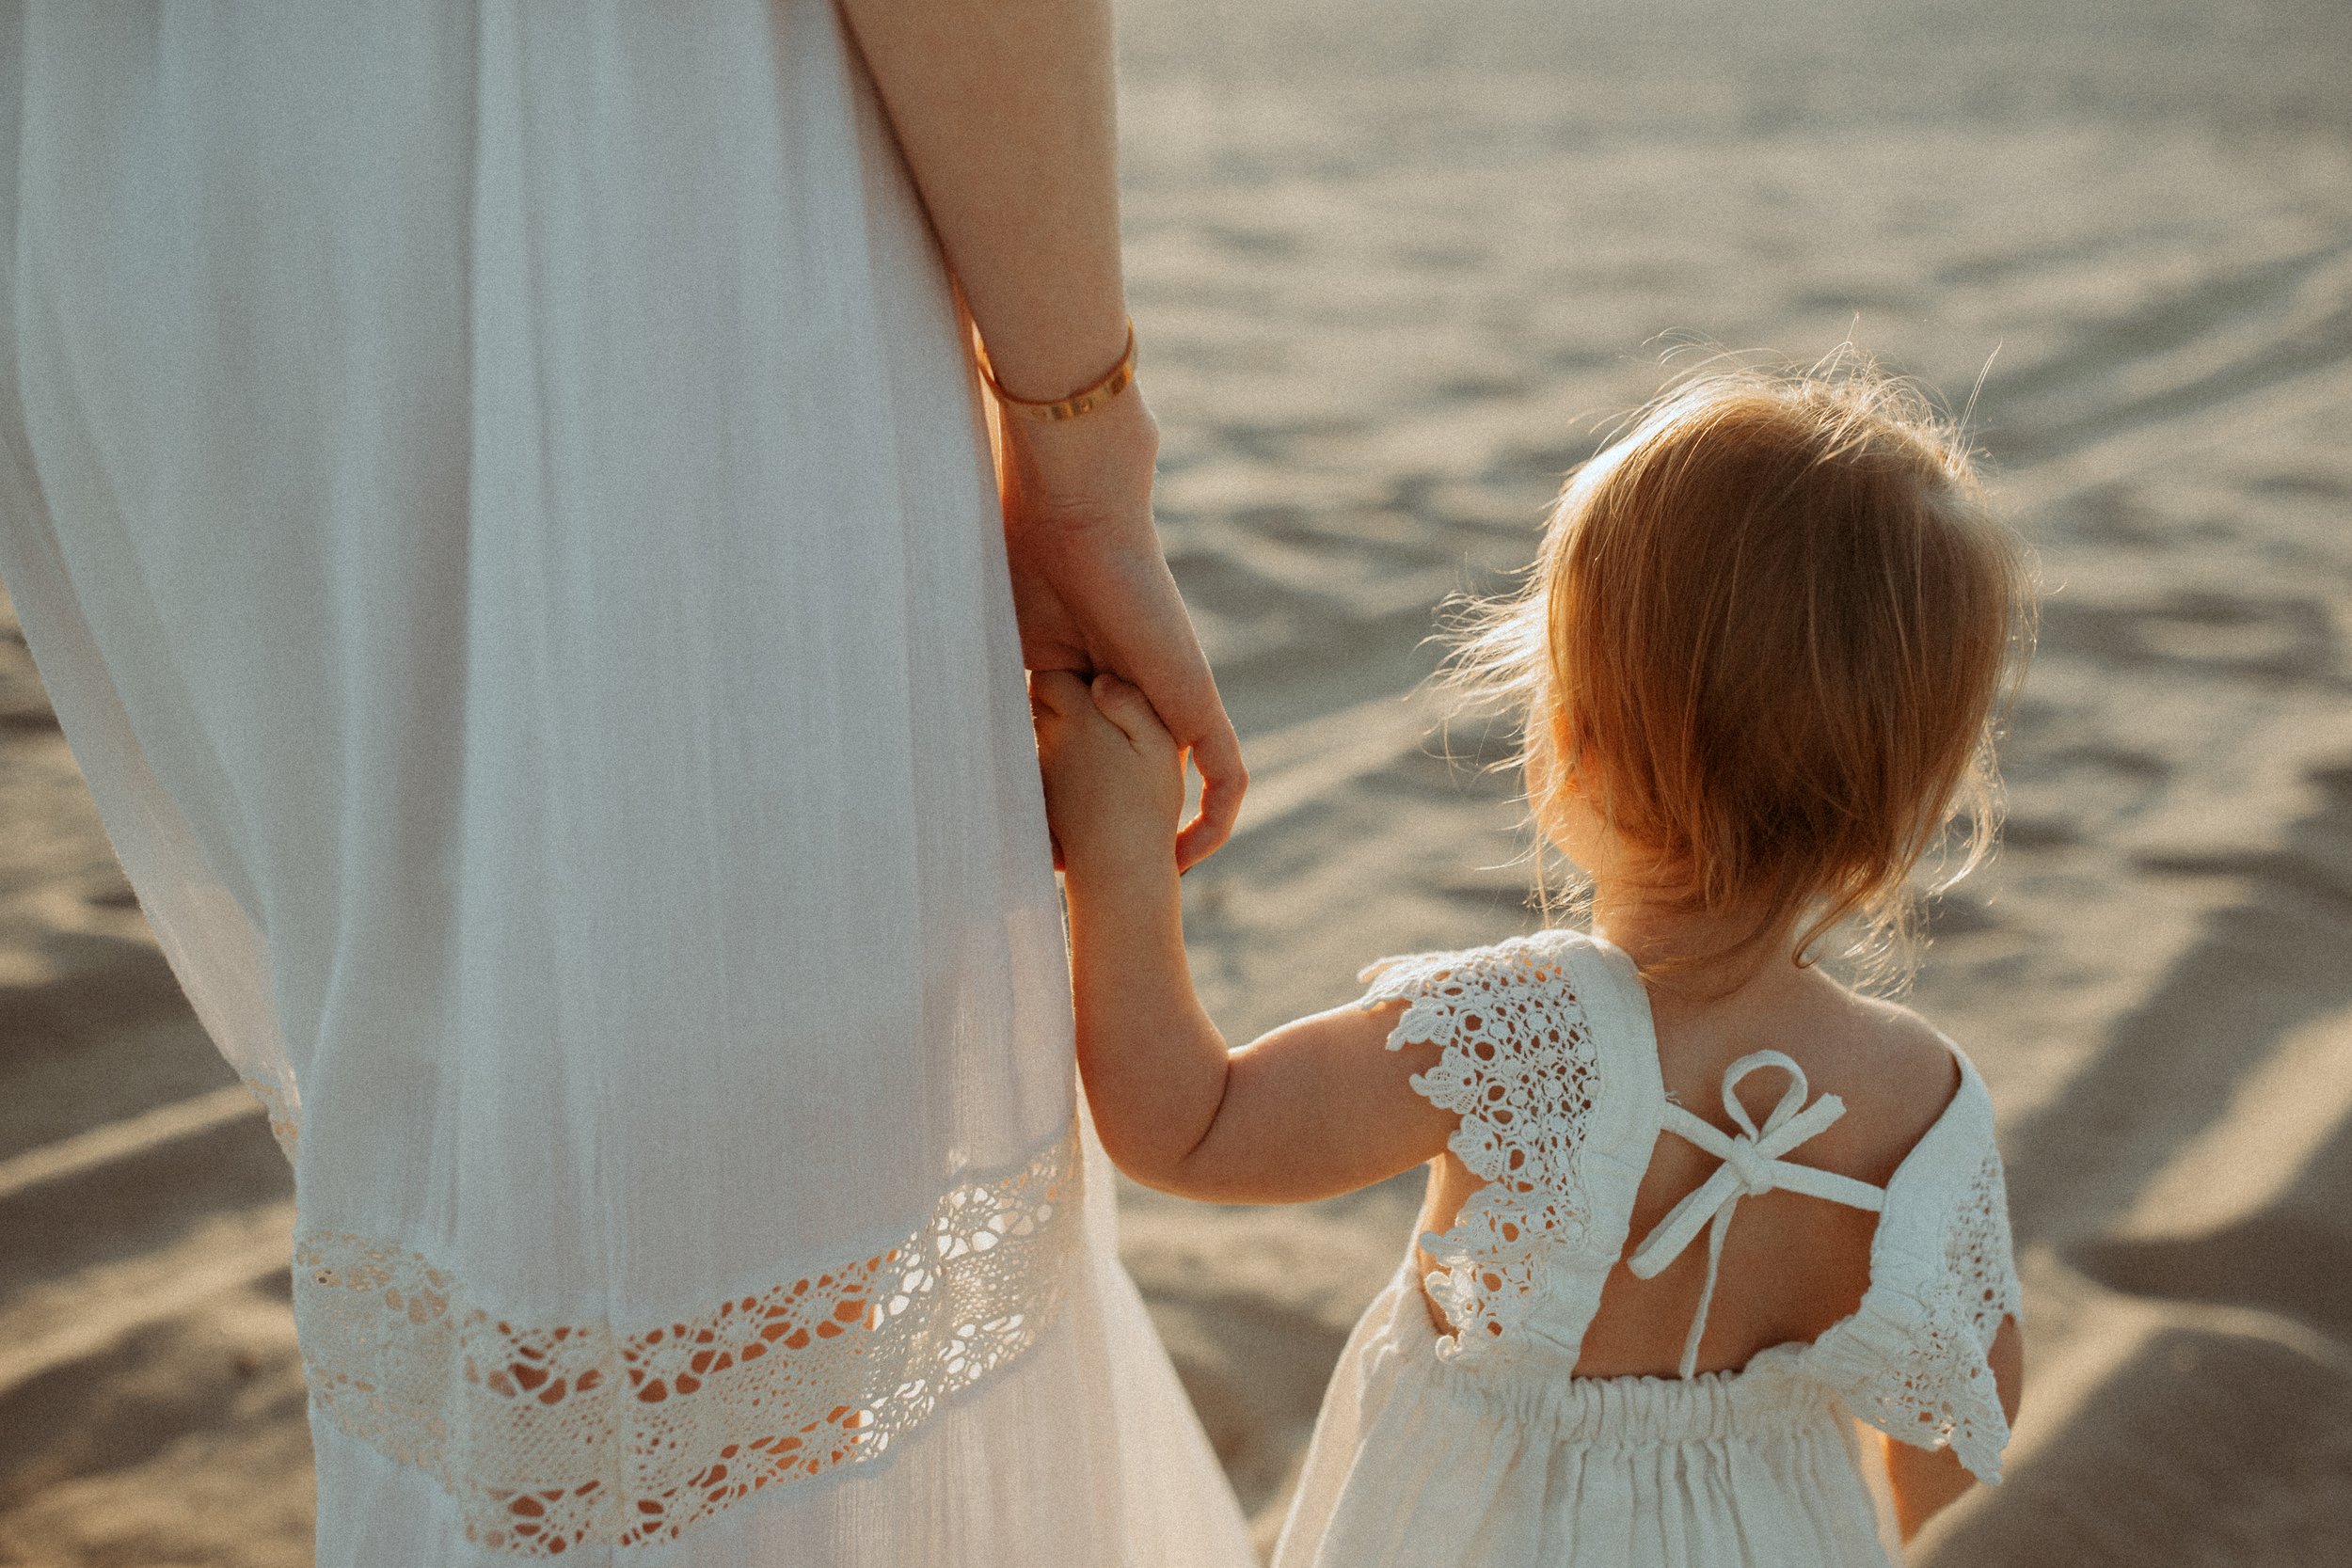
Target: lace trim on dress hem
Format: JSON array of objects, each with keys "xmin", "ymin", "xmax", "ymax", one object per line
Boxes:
[
  {"xmin": 294, "ymin": 1127, "xmax": 1082, "ymax": 1554},
  {"xmin": 241, "ymin": 1074, "xmax": 300, "ymax": 1161}
]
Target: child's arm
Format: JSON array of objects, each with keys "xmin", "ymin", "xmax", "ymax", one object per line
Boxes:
[{"xmin": 1032, "ymin": 670, "xmax": 1457, "ymax": 1203}]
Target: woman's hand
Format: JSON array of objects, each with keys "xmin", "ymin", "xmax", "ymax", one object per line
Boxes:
[
  {"xmin": 1000, "ymin": 390, "xmax": 1244, "ymax": 869},
  {"xmin": 833, "ymin": 0, "xmax": 1243, "ymax": 866},
  {"xmin": 1031, "ymin": 669, "xmax": 1185, "ymax": 875}
]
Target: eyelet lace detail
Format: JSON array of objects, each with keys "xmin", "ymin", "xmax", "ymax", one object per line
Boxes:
[
  {"xmin": 1812, "ymin": 1148, "xmax": 2019, "ymax": 1482},
  {"xmin": 1947, "ymin": 1148, "xmax": 2024, "ymax": 1349},
  {"xmin": 294, "ymin": 1129, "xmax": 1080, "ymax": 1553},
  {"xmin": 1359, "ymin": 934, "xmax": 1599, "ymax": 1361}
]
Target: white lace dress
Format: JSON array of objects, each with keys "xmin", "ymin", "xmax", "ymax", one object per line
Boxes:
[
  {"xmin": 0, "ymin": 7, "xmax": 1251, "ymax": 1565},
  {"xmin": 1274, "ymin": 930, "xmax": 2021, "ymax": 1568}
]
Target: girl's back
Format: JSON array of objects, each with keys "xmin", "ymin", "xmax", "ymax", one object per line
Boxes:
[
  {"xmin": 1282, "ymin": 929, "xmax": 2020, "ymax": 1568},
  {"xmin": 1571, "ymin": 965, "xmax": 1962, "ymax": 1380}
]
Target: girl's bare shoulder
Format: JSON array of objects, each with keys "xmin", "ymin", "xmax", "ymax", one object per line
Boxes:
[
  {"xmin": 1815, "ymin": 985, "xmax": 1967, "ymax": 1175},
  {"xmin": 1649, "ymin": 963, "xmax": 1967, "ymax": 1180}
]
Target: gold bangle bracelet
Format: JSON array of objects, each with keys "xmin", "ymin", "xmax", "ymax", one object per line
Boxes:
[{"xmin": 977, "ymin": 319, "xmax": 1137, "ymax": 422}]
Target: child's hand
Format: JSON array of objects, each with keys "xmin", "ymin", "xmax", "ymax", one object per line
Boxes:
[
  {"xmin": 1032, "ymin": 669, "xmax": 1186, "ymax": 875},
  {"xmin": 1036, "ymin": 666, "xmax": 1456, "ymax": 1207}
]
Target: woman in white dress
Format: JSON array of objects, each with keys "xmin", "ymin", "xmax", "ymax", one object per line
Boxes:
[{"xmin": 0, "ymin": 3, "xmax": 1253, "ymax": 1563}]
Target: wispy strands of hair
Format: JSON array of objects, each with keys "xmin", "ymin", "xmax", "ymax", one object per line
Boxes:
[{"xmin": 1442, "ymin": 348, "xmax": 2036, "ymax": 990}]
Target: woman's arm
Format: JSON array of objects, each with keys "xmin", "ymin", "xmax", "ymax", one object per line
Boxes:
[
  {"xmin": 835, "ymin": 0, "xmax": 1125, "ymax": 399},
  {"xmin": 837, "ymin": 0, "xmax": 1244, "ymax": 866},
  {"xmin": 1031, "ymin": 671, "xmax": 1454, "ymax": 1201}
]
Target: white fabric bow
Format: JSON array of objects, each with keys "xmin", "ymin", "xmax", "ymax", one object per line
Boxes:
[{"xmin": 1626, "ymin": 1050, "xmax": 1886, "ymax": 1378}]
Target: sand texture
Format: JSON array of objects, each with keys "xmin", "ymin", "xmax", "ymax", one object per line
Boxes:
[{"xmin": 5, "ymin": 0, "xmax": 2351, "ymax": 1560}]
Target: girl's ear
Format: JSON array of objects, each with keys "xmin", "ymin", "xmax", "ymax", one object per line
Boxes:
[
  {"xmin": 1524, "ymin": 701, "xmax": 1587, "ymax": 854},
  {"xmin": 1549, "ymin": 705, "xmax": 1582, "ymax": 795},
  {"xmin": 1518, "ymin": 707, "xmax": 1565, "ymax": 812}
]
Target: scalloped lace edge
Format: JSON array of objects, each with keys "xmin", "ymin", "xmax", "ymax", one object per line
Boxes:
[
  {"xmin": 1809, "ymin": 1292, "xmax": 2013, "ymax": 1484},
  {"xmin": 1359, "ymin": 934, "xmax": 1600, "ymax": 1362},
  {"xmin": 1806, "ymin": 1148, "xmax": 2020, "ymax": 1484},
  {"xmin": 240, "ymin": 1073, "xmax": 300, "ymax": 1161}
]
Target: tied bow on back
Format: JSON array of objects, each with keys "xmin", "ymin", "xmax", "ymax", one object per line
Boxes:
[{"xmin": 1626, "ymin": 1050, "xmax": 1886, "ymax": 1379}]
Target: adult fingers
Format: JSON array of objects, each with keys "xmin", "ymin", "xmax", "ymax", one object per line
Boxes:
[
  {"xmin": 1103, "ymin": 621, "xmax": 1243, "ymax": 869},
  {"xmin": 1176, "ymin": 712, "xmax": 1247, "ymax": 871},
  {"xmin": 1086, "ymin": 566, "xmax": 1247, "ymax": 869}
]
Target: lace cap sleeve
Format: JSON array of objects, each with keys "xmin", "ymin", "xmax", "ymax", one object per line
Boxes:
[
  {"xmin": 1810, "ymin": 1076, "xmax": 2023, "ymax": 1484},
  {"xmin": 1356, "ymin": 932, "xmax": 1608, "ymax": 1359}
]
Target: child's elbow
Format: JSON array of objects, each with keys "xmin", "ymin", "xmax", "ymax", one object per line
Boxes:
[
  {"xmin": 1092, "ymin": 1121, "xmax": 1234, "ymax": 1202},
  {"xmin": 1092, "ymin": 1123, "xmax": 1168, "ymax": 1187}
]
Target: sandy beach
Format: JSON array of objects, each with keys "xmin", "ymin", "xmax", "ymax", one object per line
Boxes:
[{"xmin": 5, "ymin": 0, "xmax": 2350, "ymax": 1560}]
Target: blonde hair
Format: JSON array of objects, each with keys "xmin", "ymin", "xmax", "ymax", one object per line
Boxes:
[{"xmin": 1451, "ymin": 354, "xmax": 2034, "ymax": 985}]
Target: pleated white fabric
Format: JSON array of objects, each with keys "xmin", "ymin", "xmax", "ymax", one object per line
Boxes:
[
  {"xmin": 0, "ymin": 5, "xmax": 1253, "ymax": 1563},
  {"xmin": 1280, "ymin": 1272, "xmax": 1898, "ymax": 1568}
]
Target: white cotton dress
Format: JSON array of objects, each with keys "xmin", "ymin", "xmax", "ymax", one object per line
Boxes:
[
  {"xmin": 1274, "ymin": 930, "xmax": 2022, "ymax": 1568},
  {"xmin": 0, "ymin": 6, "xmax": 1254, "ymax": 1566}
]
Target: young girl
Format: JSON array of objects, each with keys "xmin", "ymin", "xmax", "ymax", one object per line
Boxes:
[{"xmin": 1032, "ymin": 362, "xmax": 2031, "ymax": 1567}]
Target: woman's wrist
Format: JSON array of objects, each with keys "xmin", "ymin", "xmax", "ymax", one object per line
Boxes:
[
  {"xmin": 974, "ymin": 300, "xmax": 1135, "ymax": 405},
  {"xmin": 980, "ymin": 318, "xmax": 1136, "ymax": 422},
  {"xmin": 994, "ymin": 386, "xmax": 1162, "ymax": 544}
]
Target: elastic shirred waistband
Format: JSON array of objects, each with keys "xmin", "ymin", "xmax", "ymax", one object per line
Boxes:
[
  {"xmin": 1371, "ymin": 1277, "xmax": 1841, "ymax": 1447},
  {"xmin": 1434, "ymin": 1350, "xmax": 1837, "ymax": 1445}
]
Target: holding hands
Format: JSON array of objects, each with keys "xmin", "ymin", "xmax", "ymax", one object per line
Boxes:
[
  {"xmin": 999, "ymin": 393, "xmax": 1244, "ymax": 870},
  {"xmin": 1031, "ymin": 669, "xmax": 1187, "ymax": 877},
  {"xmin": 836, "ymin": 0, "xmax": 1241, "ymax": 867},
  {"xmin": 1030, "ymin": 671, "xmax": 1454, "ymax": 1210}
]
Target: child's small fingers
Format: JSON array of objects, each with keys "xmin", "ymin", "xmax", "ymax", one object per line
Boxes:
[
  {"xmin": 1089, "ymin": 673, "xmax": 1172, "ymax": 749},
  {"xmin": 1029, "ymin": 668, "xmax": 1092, "ymax": 720}
]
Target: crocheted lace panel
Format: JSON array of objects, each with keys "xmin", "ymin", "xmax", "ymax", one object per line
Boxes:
[
  {"xmin": 1817, "ymin": 1145, "xmax": 2021, "ymax": 1482},
  {"xmin": 1361, "ymin": 935, "xmax": 1601, "ymax": 1360},
  {"xmin": 294, "ymin": 1128, "xmax": 1081, "ymax": 1554}
]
